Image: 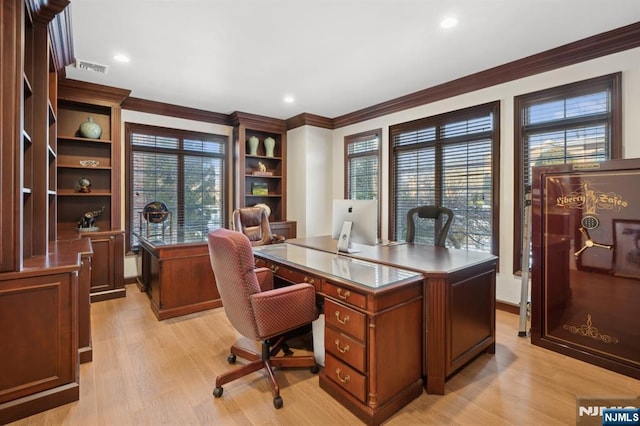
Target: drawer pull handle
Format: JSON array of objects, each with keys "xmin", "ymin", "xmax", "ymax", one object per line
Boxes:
[
  {"xmin": 335, "ymin": 368, "xmax": 350, "ymax": 384},
  {"xmin": 304, "ymin": 277, "xmax": 315, "ymax": 284},
  {"xmin": 334, "ymin": 339, "xmax": 350, "ymax": 353},
  {"xmin": 335, "ymin": 311, "xmax": 350, "ymax": 324},
  {"xmin": 336, "ymin": 288, "xmax": 350, "ymax": 299},
  {"xmin": 271, "ymin": 266, "xmax": 279, "ymax": 273}
]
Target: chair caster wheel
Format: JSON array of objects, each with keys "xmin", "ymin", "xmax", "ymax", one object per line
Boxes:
[
  {"xmin": 273, "ymin": 396, "xmax": 283, "ymax": 409},
  {"xmin": 213, "ymin": 386, "xmax": 223, "ymax": 398},
  {"xmin": 227, "ymin": 354, "xmax": 237, "ymax": 364},
  {"xmin": 311, "ymin": 365, "xmax": 319, "ymax": 374}
]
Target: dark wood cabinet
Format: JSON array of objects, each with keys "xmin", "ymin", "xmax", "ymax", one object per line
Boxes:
[
  {"xmin": 86, "ymin": 231, "xmax": 125, "ymax": 302},
  {"xmin": 56, "ymin": 80, "xmax": 130, "ymax": 301}
]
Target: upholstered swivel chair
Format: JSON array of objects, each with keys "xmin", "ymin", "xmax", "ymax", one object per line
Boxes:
[
  {"xmin": 232, "ymin": 206, "xmax": 285, "ymax": 246},
  {"xmin": 207, "ymin": 228, "xmax": 318, "ymax": 408},
  {"xmin": 405, "ymin": 205, "xmax": 454, "ymax": 247}
]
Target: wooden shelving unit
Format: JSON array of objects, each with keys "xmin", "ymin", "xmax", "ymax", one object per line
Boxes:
[
  {"xmin": 56, "ymin": 79, "xmax": 130, "ymax": 302},
  {"xmin": 0, "ymin": 2, "xmax": 84, "ymax": 423},
  {"xmin": 232, "ymin": 112, "xmax": 296, "ymax": 238}
]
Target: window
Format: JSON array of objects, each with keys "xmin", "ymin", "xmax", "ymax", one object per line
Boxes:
[
  {"xmin": 344, "ymin": 130, "xmax": 381, "ymax": 235},
  {"xmin": 513, "ymin": 73, "xmax": 622, "ymax": 273},
  {"xmin": 390, "ymin": 102, "xmax": 499, "ymax": 253},
  {"xmin": 125, "ymin": 123, "xmax": 228, "ymax": 251}
]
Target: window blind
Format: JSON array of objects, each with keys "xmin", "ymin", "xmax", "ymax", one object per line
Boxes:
[
  {"xmin": 128, "ymin": 126, "xmax": 226, "ymax": 249},
  {"xmin": 391, "ymin": 103, "xmax": 498, "ymax": 251}
]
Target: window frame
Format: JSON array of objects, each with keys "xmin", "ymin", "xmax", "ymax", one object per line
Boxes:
[
  {"xmin": 344, "ymin": 129, "xmax": 382, "ymax": 238},
  {"xmin": 512, "ymin": 72, "xmax": 622, "ymax": 274},
  {"xmin": 389, "ymin": 101, "xmax": 500, "ymax": 254},
  {"xmin": 125, "ymin": 122, "xmax": 229, "ymax": 253}
]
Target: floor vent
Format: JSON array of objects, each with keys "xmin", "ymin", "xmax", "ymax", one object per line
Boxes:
[{"xmin": 75, "ymin": 59, "xmax": 109, "ymax": 74}]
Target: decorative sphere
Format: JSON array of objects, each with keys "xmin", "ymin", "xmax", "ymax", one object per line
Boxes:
[
  {"xmin": 143, "ymin": 201, "xmax": 169, "ymax": 223},
  {"xmin": 78, "ymin": 177, "xmax": 92, "ymax": 192}
]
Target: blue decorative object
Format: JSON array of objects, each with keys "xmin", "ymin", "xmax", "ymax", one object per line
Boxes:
[{"xmin": 143, "ymin": 201, "xmax": 169, "ymax": 223}]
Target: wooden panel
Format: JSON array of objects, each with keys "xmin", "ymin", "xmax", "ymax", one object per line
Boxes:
[
  {"xmin": 449, "ymin": 269, "xmax": 495, "ymax": 370},
  {"xmin": 0, "ymin": 272, "xmax": 79, "ymax": 423},
  {"xmin": 138, "ymin": 239, "xmax": 222, "ymax": 320}
]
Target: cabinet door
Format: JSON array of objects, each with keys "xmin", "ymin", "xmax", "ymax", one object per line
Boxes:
[{"xmin": 89, "ymin": 235, "xmax": 114, "ymax": 293}]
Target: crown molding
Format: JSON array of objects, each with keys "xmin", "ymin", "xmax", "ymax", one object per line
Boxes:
[
  {"xmin": 286, "ymin": 113, "xmax": 334, "ymax": 130},
  {"xmin": 332, "ymin": 21, "xmax": 640, "ymax": 129},
  {"xmin": 122, "ymin": 97, "xmax": 231, "ymax": 126}
]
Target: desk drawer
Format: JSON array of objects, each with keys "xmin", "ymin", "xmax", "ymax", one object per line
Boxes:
[
  {"xmin": 325, "ymin": 353, "xmax": 367, "ymax": 403},
  {"xmin": 324, "ymin": 299, "xmax": 367, "ymax": 341},
  {"xmin": 276, "ymin": 266, "xmax": 319, "ymax": 289},
  {"xmin": 258, "ymin": 260, "xmax": 320, "ymax": 291},
  {"xmin": 324, "ymin": 281, "xmax": 367, "ymax": 309},
  {"xmin": 325, "ymin": 326, "xmax": 366, "ymax": 372}
]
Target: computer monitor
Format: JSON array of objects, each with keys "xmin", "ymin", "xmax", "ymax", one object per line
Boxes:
[{"xmin": 331, "ymin": 199, "xmax": 378, "ymax": 253}]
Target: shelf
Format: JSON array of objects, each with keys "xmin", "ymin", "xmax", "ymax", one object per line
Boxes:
[
  {"xmin": 57, "ymin": 135, "xmax": 112, "ymax": 144},
  {"xmin": 57, "ymin": 163, "xmax": 111, "ymax": 170},
  {"xmin": 57, "ymin": 189, "xmax": 112, "ymax": 196}
]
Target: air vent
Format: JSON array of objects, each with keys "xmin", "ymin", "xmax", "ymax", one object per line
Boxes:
[{"xmin": 75, "ymin": 59, "xmax": 109, "ymax": 74}]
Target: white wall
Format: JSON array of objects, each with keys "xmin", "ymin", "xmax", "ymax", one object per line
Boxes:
[
  {"xmin": 119, "ymin": 110, "xmax": 232, "ymax": 279},
  {"xmin": 286, "ymin": 47, "xmax": 640, "ymax": 305},
  {"xmin": 286, "ymin": 126, "xmax": 333, "ymax": 237}
]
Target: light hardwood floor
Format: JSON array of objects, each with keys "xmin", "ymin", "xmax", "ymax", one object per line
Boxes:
[{"xmin": 11, "ymin": 284, "xmax": 639, "ymax": 425}]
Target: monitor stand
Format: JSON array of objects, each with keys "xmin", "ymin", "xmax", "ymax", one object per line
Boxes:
[{"xmin": 337, "ymin": 221, "xmax": 360, "ymax": 253}]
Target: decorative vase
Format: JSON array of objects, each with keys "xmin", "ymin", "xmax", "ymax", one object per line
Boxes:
[
  {"xmin": 264, "ymin": 137, "xmax": 275, "ymax": 157},
  {"xmin": 79, "ymin": 116, "xmax": 102, "ymax": 139},
  {"xmin": 248, "ymin": 136, "xmax": 259, "ymax": 156}
]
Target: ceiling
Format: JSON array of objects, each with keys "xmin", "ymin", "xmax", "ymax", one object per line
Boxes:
[{"xmin": 65, "ymin": 0, "xmax": 640, "ymax": 120}]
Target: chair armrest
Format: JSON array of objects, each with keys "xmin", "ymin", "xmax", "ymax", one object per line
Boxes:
[
  {"xmin": 250, "ymin": 283, "xmax": 318, "ymax": 339},
  {"xmin": 271, "ymin": 234, "xmax": 286, "ymax": 244},
  {"xmin": 254, "ymin": 267, "xmax": 274, "ymax": 292}
]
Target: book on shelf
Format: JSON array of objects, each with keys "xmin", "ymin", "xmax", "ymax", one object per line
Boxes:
[{"xmin": 251, "ymin": 182, "xmax": 269, "ymax": 195}]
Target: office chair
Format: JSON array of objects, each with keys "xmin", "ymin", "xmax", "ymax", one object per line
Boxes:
[
  {"xmin": 207, "ymin": 228, "xmax": 319, "ymax": 409},
  {"xmin": 232, "ymin": 206, "xmax": 285, "ymax": 246},
  {"xmin": 405, "ymin": 205, "xmax": 454, "ymax": 247}
]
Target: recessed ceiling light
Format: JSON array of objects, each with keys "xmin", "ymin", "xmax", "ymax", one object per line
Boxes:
[
  {"xmin": 440, "ymin": 17, "xmax": 458, "ymax": 29},
  {"xmin": 113, "ymin": 54, "xmax": 130, "ymax": 63},
  {"xmin": 283, "ymin": 95, "xmax": 295, "ymax": 104}
]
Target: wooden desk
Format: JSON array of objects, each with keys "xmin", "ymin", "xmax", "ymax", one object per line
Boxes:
[
  {"xmin": 136, "ymin": 234, "xmax": 221, "ymax": 320},
  {"xmin": 287, "ymin": 236, "xmax": 498, "ymax": 395},
  {"xmin": 253, "ymin": 244, "xmax": 424, "ymax": 426}
]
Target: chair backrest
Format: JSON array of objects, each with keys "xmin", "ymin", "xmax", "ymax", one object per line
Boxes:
[
  {"xmin": 232, "ymin": 207, "xmax": 274, "ymax": 246},
  {"xmin": 207, "ymin": 228, "xmax": 262, "ymax": 339},
  {"xmin": 405, "ymin": 205, "xmax": 454, "ymax": 247}
]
